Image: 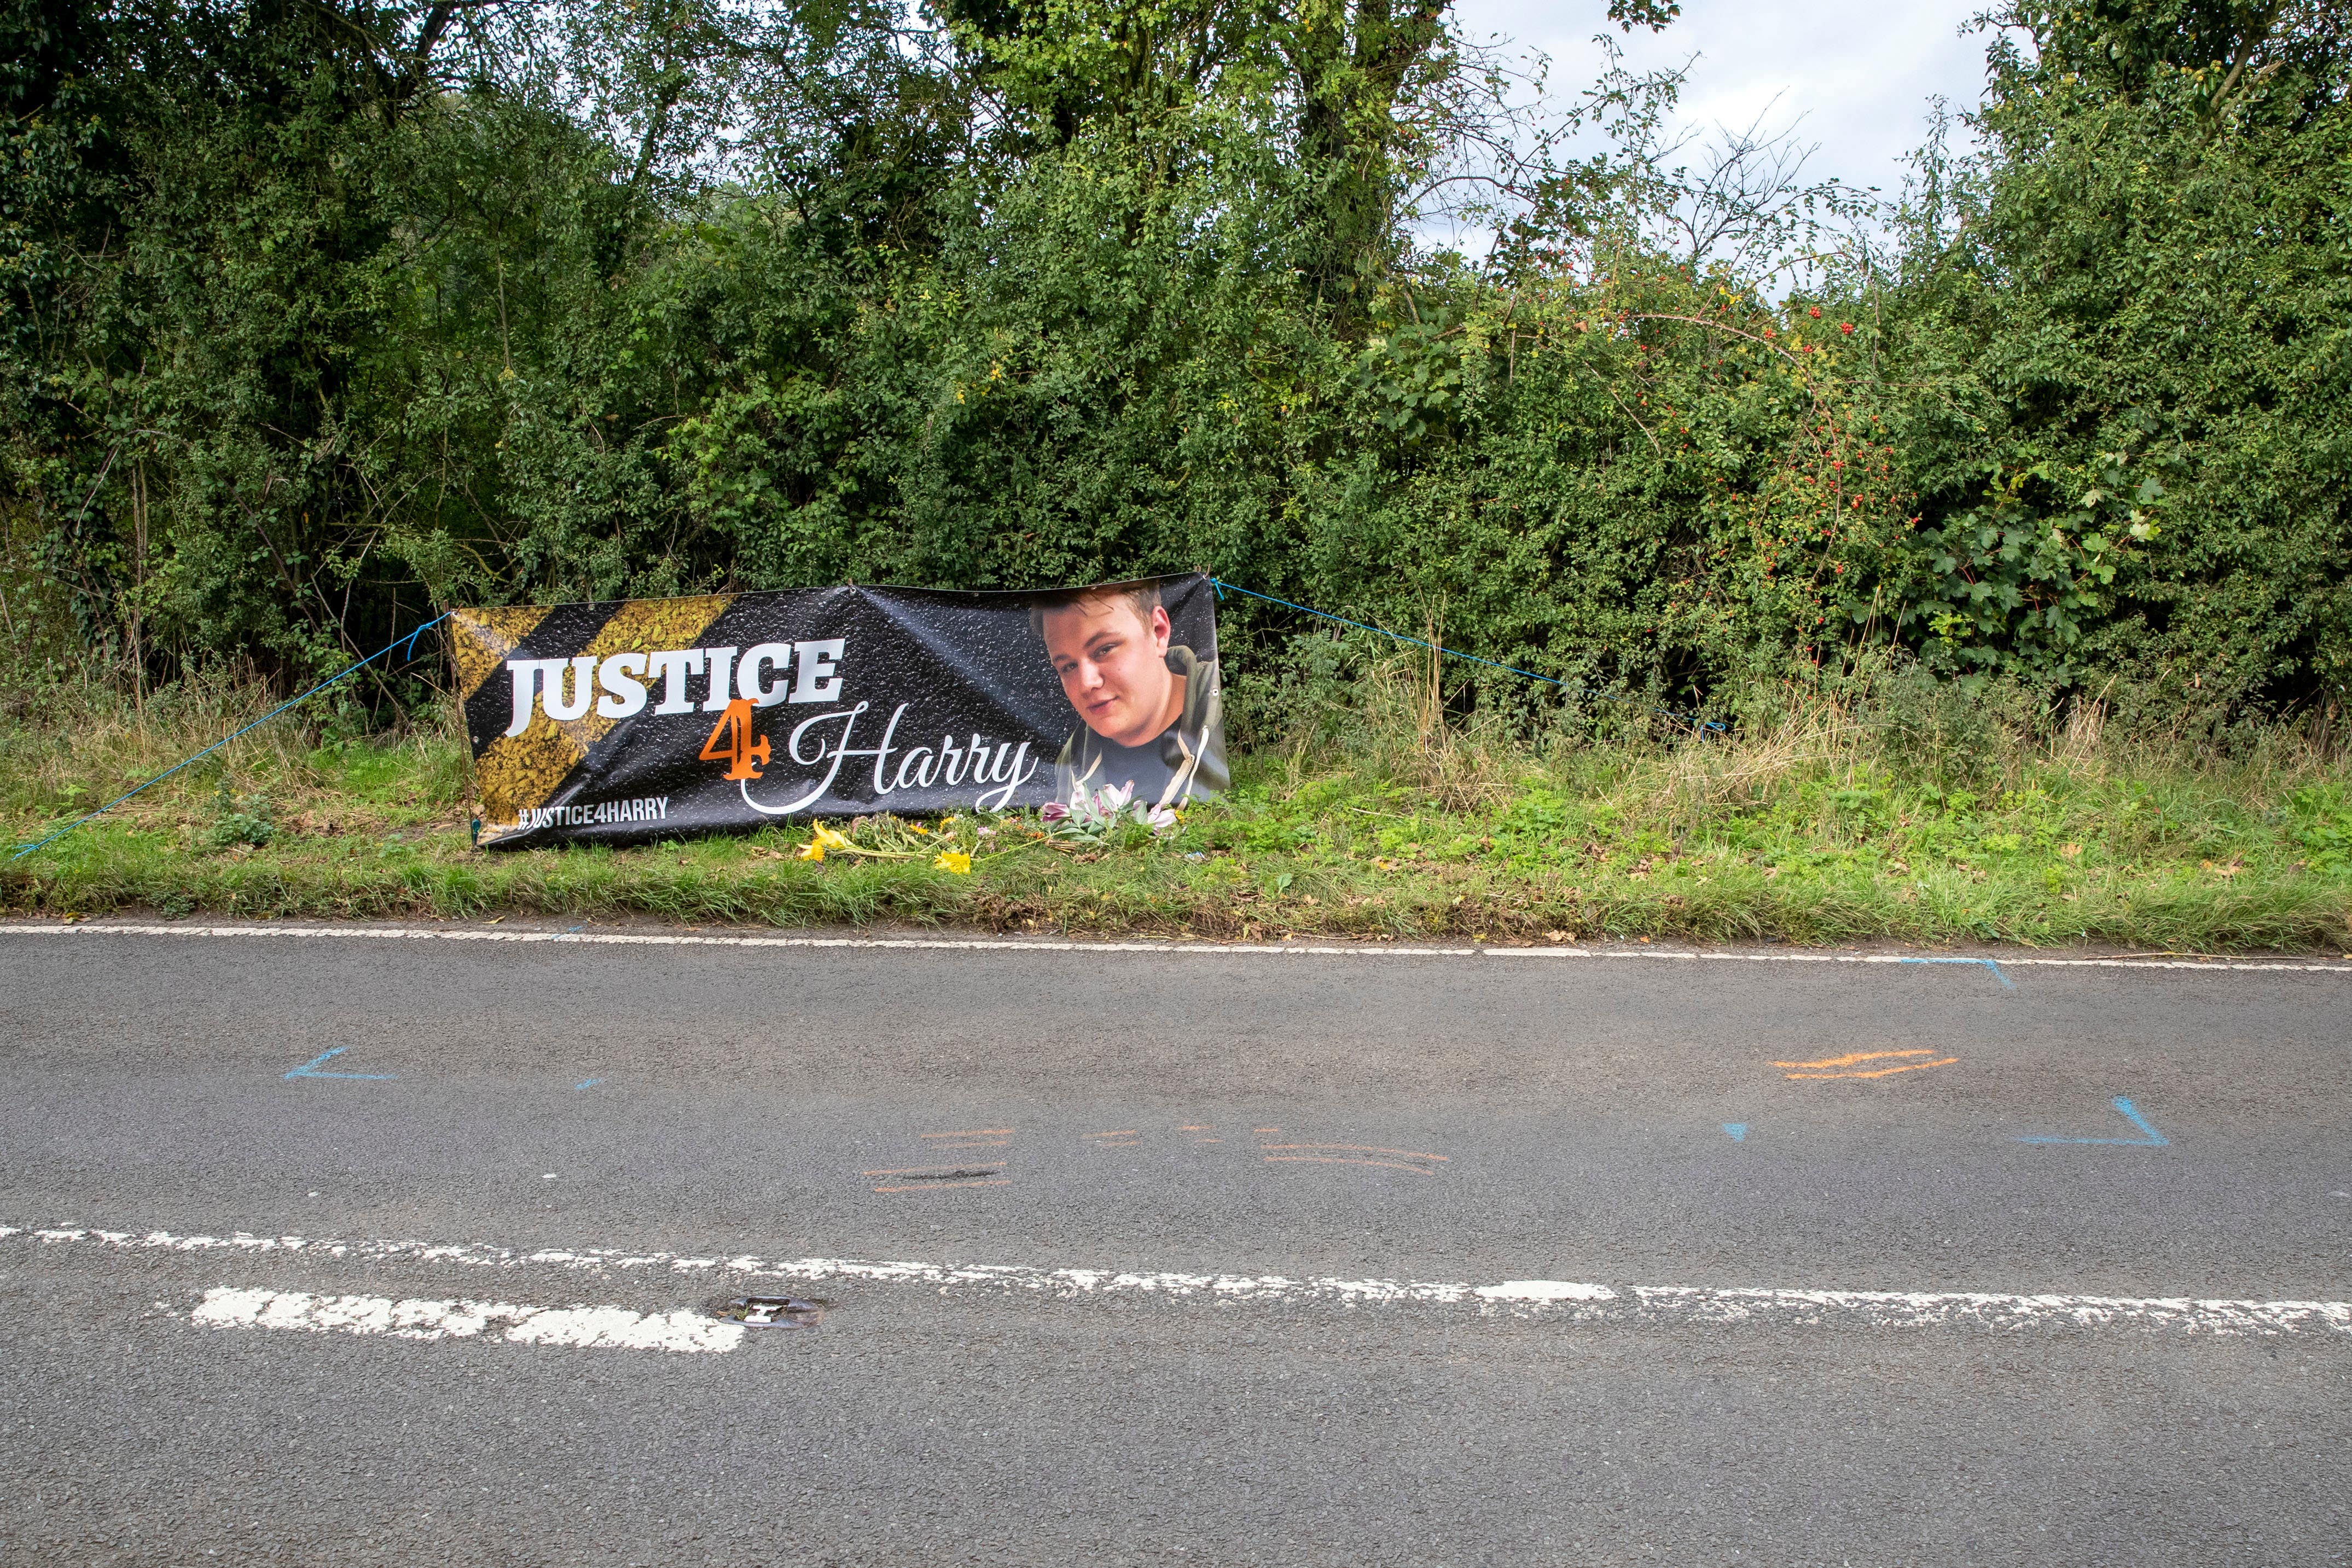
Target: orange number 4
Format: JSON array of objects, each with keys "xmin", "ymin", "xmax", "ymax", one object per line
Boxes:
[{"xmin": 699, "ymin": 698, "xmax": 771, "ymax": 781}]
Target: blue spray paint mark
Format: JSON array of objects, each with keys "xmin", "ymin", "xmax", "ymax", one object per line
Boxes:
[
  {"xmin": 283, "ymin": 1047, "xmax": 396, "ymax": 1081},
  {"xmin": 574, "ymin": 1079, "xmax": 602, "ymax": 1091},
  {"xmin": 1900, "ymin": 956, "xmax": 2016, "ymax": 990},
  {"xmin": 1722, "ymin": 1123, "xmax": 1747, "ymax": 1142},
  {"xmin": 2017, "ymin": 1096, "xmax": 2168, "ymax": 1147}
]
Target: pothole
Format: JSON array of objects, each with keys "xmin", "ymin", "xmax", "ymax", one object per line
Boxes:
[{"xmin": 708, "ymin": 1294, "xmax": 826, "ymax": 1329}]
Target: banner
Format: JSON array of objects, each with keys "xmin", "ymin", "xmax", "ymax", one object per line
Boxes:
[{"xmin": 451, "ymin": 574, "xmax": 1226, "ymax": 849}]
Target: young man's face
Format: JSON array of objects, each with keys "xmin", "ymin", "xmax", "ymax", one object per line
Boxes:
[{"xmin": 1043, "ymin": 597, "xmax": 1181, "ymax": 748}]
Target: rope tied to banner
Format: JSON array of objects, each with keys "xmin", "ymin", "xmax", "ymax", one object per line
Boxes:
[
  {"xmin": 1208, "ymin": 579, "xmax": 1724, "ymax": 734},
  {"xmin": 8, "ymin": 613, "xmax": 451, "ymax": 864}
]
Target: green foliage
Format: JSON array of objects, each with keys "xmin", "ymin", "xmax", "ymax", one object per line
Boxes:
[
  {"xmin": 1852, "ymin": 2, "xmax": 2352, "ymax": 705},
  {"xmin": 1, "ymin": 0, "xmax": 2347, "ymax": 736},
  {"xmin": 2292, "ymin": 784, "xmax": 2352, "ymax": 871},
  {"xmin": 202, "ymin": 781, "xmax": 277, "ymax": 851}
]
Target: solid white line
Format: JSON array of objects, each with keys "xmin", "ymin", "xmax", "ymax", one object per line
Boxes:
[
  {"xmin": 14, "ymin": 1224, "xmax": 2348, "ymax": 1337},
  {"xmin": 4, "ymin": 920, "xmax": 2349, "ymax": 975},
  {"xmin": 189, "ymin": 1285, "xmax": 742, "ymax": 1354}
]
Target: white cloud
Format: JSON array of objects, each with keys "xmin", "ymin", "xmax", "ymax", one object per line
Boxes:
[{"xmin": 1435, "ymin": 0, "xmax": 1991, "ymax": 246}]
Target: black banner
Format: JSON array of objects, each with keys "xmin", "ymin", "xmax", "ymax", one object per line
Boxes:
[{"xmin": 451, "ymin": 574, "xmax": 1225, "ymax": 849}]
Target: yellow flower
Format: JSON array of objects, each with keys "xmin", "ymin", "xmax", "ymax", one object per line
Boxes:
[
  {"xmin": 932, "ymin": 850, "xmax": 972, "ymax": 875},
  {"xmin": 799, "ymin": 823, "xmax": 853, "ymax": 861}
]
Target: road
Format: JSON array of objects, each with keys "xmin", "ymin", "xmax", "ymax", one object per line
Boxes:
[{"xmin": 3, "ymin": 920, "xmax": 2349, "ymax": 1566}]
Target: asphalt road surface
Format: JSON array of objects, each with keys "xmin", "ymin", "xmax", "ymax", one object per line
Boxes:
[{"xmin": 3, "ymin": 921, "xmax": 2349, "ymax": 1566}]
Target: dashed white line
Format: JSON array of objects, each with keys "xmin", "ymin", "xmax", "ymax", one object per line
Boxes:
[
  {"xmin": 14, "ymin": 1223, "xmax": 2348, "ymax": 1338},
  {"xmin": 189, "ymin": 1286, "xmax": 742, "ymax": 1354},
  {"xmin": 4, "ymin": 920, "xmax": 2349, "ymax": 975}
]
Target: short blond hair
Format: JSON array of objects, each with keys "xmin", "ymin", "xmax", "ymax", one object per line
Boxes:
[{"xmin": 1028, "ymin": 580, "xmax": 1163, "ymax": 639}]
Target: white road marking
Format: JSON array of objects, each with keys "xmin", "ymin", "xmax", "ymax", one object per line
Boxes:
[
  {"xmin": 3, "ymin": 919, "xmax": 2348, "ymax": 974},
  {"xmin": 13, "ymin": 1223, "xmax": 2348, "ymax": 1338},
  {"xmin": 189, "ymin": 1286, "xmax": 742, "ymax": 1354}
]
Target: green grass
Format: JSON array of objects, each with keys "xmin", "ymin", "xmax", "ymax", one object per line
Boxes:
[{"xmin": 4, "ymin": 667, "xmax": 2349, "ymax": 951}]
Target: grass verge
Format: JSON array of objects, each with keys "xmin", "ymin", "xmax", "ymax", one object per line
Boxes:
[{"xmin": 4, "ymin": 667, "xmax": 2349, "ymax": 951}]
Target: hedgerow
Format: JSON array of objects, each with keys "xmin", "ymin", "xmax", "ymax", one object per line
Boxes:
[{"xmin": 2, "ymin": 1, "xmax": 2345, "ymax": 734}]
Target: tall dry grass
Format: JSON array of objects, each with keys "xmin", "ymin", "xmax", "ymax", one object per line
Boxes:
[
  {"xmin": 1267, "ymin": 648, "xmax": 2351, "ymax": 843},
  {"xmin": 1, "ymin": 666, "xmax": 467, "ymax": 835}
]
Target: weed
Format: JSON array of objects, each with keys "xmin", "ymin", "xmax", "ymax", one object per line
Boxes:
[{"xmin": 204, "ymin": 782, "xmax": 277, "ymax": 850}]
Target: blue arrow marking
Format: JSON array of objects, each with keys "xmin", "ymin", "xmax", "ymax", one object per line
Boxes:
[
  {"xmin": 1722, "ymin": 1123, "xmax": 1747, "ymax": 1142},
  {"xmin": 1899, "ymin": 956, "xmax": 2015, "ymax": 989},
  {"xmin": 283, "ymin": 1047, "xmax": 396, "ymax": 1082},
  {"xmin": 2017, "ymin": 1096, "xmax": 2167, "ymax": 1146}
]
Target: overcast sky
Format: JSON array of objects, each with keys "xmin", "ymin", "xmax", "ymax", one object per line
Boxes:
[{"xmin": 1441, "ymin": 0, "xmax": 1996, "ymax": 230}]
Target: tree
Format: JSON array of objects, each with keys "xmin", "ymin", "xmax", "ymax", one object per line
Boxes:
[{"xmin": 1864, "ymin": 0, "xmax": 2352, "ymax": 703}]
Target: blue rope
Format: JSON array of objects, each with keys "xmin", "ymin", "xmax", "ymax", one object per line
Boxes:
[
  {"xmin": 9, "ymin": 612, "xmax": 451, "ymax": 863},
  {"xmin": 1209, "ymin": 579, "xmax": 1724, "ymax": 733}
]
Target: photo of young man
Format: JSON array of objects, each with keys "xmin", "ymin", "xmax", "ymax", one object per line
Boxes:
[{"xmin": 1032, "ymin": 580, "xmax": 1228, "ymax": 809}]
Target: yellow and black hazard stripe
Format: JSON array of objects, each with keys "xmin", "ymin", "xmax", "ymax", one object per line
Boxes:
[{"xmin": 452, "ymin": 595, "xmax": 736, "ymax": 845}]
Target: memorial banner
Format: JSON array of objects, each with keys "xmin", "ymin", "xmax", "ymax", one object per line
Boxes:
[{"xmin": 451, "ymin": 574, "xmax": 1224, "ymax": 849}]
